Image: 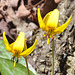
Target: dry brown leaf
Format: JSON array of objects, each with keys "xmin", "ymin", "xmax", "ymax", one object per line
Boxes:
[
  {"xmin": 0, "ymin": 19, "xmax": 9, "ymax": 35},
  {"xmin": 54, "ymin": 0, "xmax": 62, "ymax": 4},
  {"xmin": 0, "ymin": 0, "xmax": 6, "ymax": 6},
  {"xmin": 41, "ymin": 0, "xmax": 58, "ymax": 17},
  {"xmin": 6, "ymin": 0, "xmax": 19, "ymax": 8},
  {"xmin": 4, "ymin": 15, "xmax": 12, "ymax": 23},
  {"xmin": 0, "ymin": 6, "xmax": 16, "ymax": 22},
  {"xmin": 6, "ymin": 6, "xmax": 16, "ymax": 18},
  {"xmin": 0, "ymin": 19, "xmax": 16, "ymax": 41},
  {"xmin": 28, "ymin": 0, "xmax": 40, "ymax": 5},
  {"xmin": 0, "ymin": 0, "xmax": 16, "ymax": 22},
  {"xmin": 16, "ymin": 0, "xmax": 30, "ymax": 18},
  {"xmin": 28, "ymin": 10, "xmax": 38, "ymax": 24},
  {"xmin": 0, "ymin": 14, "xmax": 3, "ymax": 19},
  {"xmin": 3, "ymin": 5, "xmax": 16, "ymax": 22},
  {"xmin": 10, "ymin": 29, "xmax": 16, "ymax": 36}
]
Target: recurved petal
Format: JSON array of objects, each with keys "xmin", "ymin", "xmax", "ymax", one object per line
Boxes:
[
  {"xmin": 57, "ymin": 22, "xmax": 60, "ymax": 27},
  {"xmin": 46, "ymin": 9, "xmax": 59, "ymax": 29},
  {"xmin": 37, "ymin": 8, "xmax": 46, "ymax": 31},
  {"xmin": 53, "ymin": 16, "xmax": 72, "ymax": 34},
  {"xmin": 24, "ymin": 39, "xmax": 27, "ymax": 50},
  {"xmin": 13, "ymin": 32, "xmax": 25, "ymax": 53},
  {"xmin": 20, "ymin": 40, "xmax": 38, "ymax": 57},
  {"xmin": 3, "ymin": 32, "xmax": 12, "ymax": 52}
]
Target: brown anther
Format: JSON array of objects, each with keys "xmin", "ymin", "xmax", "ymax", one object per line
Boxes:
[
  {"xmin": 44, "ymin": 35, "xmax": 47, "ymax": 39},
  {"xmin": 51, "ymin": 35, "xmax": 54, "ymax": 40},
  {"xmin": 11, "ymin": 56, "xmax": 15, "ymax": 62},
  {"xmin": 16, "ymin": 58, "xmax": 19, "ymax": 64},
  {"xmin": 48, "ymin": 33, "xmax": 50, "ymax": 38},
  {"xmin": 44, "ymin": 34, "xmax": 47, "ymax": 39}
]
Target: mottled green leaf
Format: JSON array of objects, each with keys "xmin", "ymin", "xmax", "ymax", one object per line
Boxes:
[{"xmin": 0, "ymin": 40, "xmax": 38, "ymax": 75}]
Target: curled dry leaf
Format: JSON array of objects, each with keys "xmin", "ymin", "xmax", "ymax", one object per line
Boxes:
[
  {"xmin": 0, "ymin": 19, "xmax": 16, "ymax": 41},
  {"xmin": 0, "ymin": 6, "xmax": 16, "ymax": 23},
  {"xmin": 0, "ymin": 0, "xmax": 6, "ymax": 6},
  {"xmin": 6, "ymin": 6, "xmax": 16, "ymax": 18},
  {"xmin": 10, "ymin": 28, "xmax": 17, "ymax": 37},
  {"xmin": 16, "ymin": 0, "xmax": 30, "ymax": 18},
  {"xmin": 4, "ymin": 15, "xmax": 12, "ymax": 23},
  {"xmin": 6, "ymin": 0, "xmax": 19, "ymax": 8},
  {"xmin": 54, "ymin": 0, "xmax": 62, "ymax": 4},
  {"xmin": 28, "ymin": 0, "xmax": 40, "ymax": 5},
  {"xmin": 41, "ymin": 0, "xmax": 58, "ymax": 17},
  {"xmin": 0, "ymin": 19, "xmax": 9, "ymax": 35},
  {"xmin": 0, "ymin": 14, "xmax": 3, "ymax": 19}
]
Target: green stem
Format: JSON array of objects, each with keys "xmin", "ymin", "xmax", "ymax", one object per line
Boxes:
[
  {"xmin": 25, "ymin": 57, "xmax": 30, "ymax": 75},
  {"xmin": 52, "ymin": 38, "xmax": 54, "ymax": 75}
]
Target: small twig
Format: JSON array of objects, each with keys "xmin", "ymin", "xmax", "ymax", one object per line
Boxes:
[
  {"xmin": 32, "ymin": 0, "xmax": 44, "ymax": 8},
  {"xmin": 0, "ymin": 9, "xmax": 6, "ymax": 20},
  {"xmin": 28, "ymin": 0, "xmax": 44, "ymax": 9}
]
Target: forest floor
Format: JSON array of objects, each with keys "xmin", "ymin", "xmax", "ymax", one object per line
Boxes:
[{"xmin": 0, "ymin": 0, "xmax": 75, "ymax": 75}]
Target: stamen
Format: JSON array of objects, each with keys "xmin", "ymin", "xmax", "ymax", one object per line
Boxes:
[
  {"xmin": 11, "ymin": 56, "xmax": 15, "ymax": 62},
  {"xmin": 47, "ymin": 38, "xmax": 50, "ymax": 45},
  {"xmin": 51, "ymin": 35, "xmax": 54, "ymax": 40},
  {"xmin": 14, "ymin": 57, "xmax": 17, "ymax": 67},
  {"xmin": 48, "ymin": 33, "xmax": 50, "ymax": 38},
  {"xmin": 14, "ymin": 60, "xmax": 16, "ymax": 67},
  {"xmin": 16, "ymin": 58, "xmax": 19, "ymax": 63},
  {"xmin": 44, "ymin": 34, "xmax": 47, "ymax": 39}
]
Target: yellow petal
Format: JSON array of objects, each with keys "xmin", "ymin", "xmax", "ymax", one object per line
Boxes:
[
  {"xmin": 10, "ymin": 42, "xmax": 15, "ymax": 49},
  {"xmin": 46, "ymin": 9, "xmax": 59, "ymax": 29},
  {"xmin": 57, "ymin": 22, "xmax": 60, "ymax": 27},
  {"xmin": 47, "ymin": 38, "xmax": 50, "ymax": 45},
  {"xmin": 20, "ymin": 40, "xmax": 38, "ymax": 57},
  {"xmin": 24, "ymin": 39, "xmax": 27, "ymax": 50},
  {"xmin": 53, "ymin": 16, "xmax": 72, "ymax": 34},
  {"xmin": 43, "ymin": 11, "xmax": 52, "ymax": 26},
  {"xmin": 37, "ymin": 8, "xmax": 46, "ymax": 31},
  {"xmin": 13, "ymin": 32, "xmax": 25, "ymax": 53},
  {"xmin": 3, "ymin": 32, "xmax": 12, "ymax": 52}
]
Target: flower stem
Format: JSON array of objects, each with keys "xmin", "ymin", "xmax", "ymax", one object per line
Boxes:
[
  {"xmin": 25, "ymin": 57, "xmax": 30, "ymax": 75},
  {"xmin": 52, "ymin": 38, "xmax": 54, "ymax": 75}
]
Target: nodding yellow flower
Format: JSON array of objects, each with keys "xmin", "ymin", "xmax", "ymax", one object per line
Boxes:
[
  {"xmin": 37, "ymin": 8, "xmax": 72, "ymax": 44},
  {"xmin": 3, "ymin": 32, "xmax": 37, "ymax": 67}
]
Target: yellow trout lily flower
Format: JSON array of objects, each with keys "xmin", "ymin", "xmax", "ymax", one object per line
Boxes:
[
  {"xmin": 37, "ymin": 8, "xmax": 72, "ymax": 44},
  {"xmin": 3, "ymin": 32, "xmax": 37, "ymax": 67}
]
